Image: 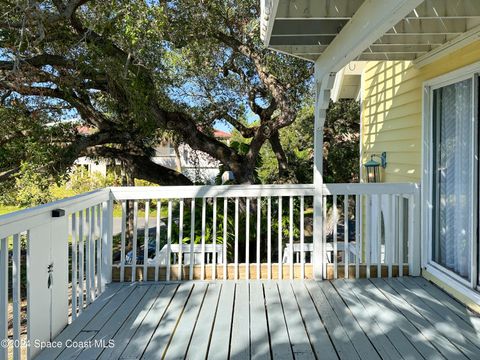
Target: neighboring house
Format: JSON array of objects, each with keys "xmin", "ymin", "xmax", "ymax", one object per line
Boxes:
[
  {"xmin": 262, "ymin": 0, "xmax": 480, "ymax": 310},
  {"xmin": 152, "ymin": 130, "xmax": 232, "ymax": 184},
  {"xmin": 75, "ymin": 127, "xmax": 231, "ymax": 184}
]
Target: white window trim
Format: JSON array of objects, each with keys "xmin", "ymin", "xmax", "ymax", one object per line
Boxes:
[{"xmin": 422, "ymin": 62, "xmax": 480, "ymax": 295}]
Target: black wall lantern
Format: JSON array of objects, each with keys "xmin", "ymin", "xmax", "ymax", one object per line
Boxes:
[{"xmin": 364, "ymin": 152, "xmax": 387, "ymax": 183}]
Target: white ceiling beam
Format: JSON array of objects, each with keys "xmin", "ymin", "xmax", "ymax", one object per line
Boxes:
[
  {"xmin": 271, "ymin": 18, "xmax": 474, "ymax": 38},
  {"xmin": 275, "ymin": 0, "xmax": 480, "ymax": 20},
  {"xmin": 314, "ymin": 0, "xmax": 424, "ymax": 78},
  {"xmin": 276, "ymin": 0, "xmax": 362, "ymax": 19},
  {"xmin": 272, "ymin": 44, "xmax": 436, "ymax": 55}
]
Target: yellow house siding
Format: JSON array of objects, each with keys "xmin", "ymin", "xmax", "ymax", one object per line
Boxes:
[
  {"xmin": 361, "ymin": 40, "xmax": 480, "ymax": 183},
  {"xmin": 361, "ymin": 41, "xmax": 480, "ymax": 311}
]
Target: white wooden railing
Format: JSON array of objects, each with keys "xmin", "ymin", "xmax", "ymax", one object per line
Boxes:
[
  {"xmin": 0, "ymin": 182, "xmax": 420, "ymax": 360},
  {"xmin": 108, "ymin": 183, "xmax": 420, "ymax": 282},
  {"xmin": 0, "ymin": 189, "xmax": 113, "ymax": 360}
]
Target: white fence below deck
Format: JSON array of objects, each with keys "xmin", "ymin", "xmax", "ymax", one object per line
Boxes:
[{"xmin": 0, "ymin": 182, "xmax": 420, "ymax": 360}]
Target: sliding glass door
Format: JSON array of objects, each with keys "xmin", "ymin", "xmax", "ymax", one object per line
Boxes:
[{"xmin": 432, "ymin": 77, "xmax": 476, "ymax": 282}]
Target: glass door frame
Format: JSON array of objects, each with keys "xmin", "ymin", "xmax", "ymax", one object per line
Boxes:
[{"xmin": 422, "ymin": 64, "xmax": 479, "ymax": 291}]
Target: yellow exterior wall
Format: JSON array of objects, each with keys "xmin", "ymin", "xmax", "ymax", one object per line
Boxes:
[
  {"xmin": 361, "ymin": 40, "xmax": 480, "ymax": 183},
  {"xmin": 361, "ymin": 41, "xmax": 480, "ymax": 311}
]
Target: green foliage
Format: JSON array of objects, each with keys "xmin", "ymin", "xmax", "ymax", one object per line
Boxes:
[
  {"xmin": 257, "ymin": 99, "xmax": 360, "ymax": 184},
  {"xmin": 323, "ymin": 99, "xmax": 361, "ymax": 183},
  {"xmin": 7, "ymin": 163, "xmax": 55, "ymax": 207},
  {"xmin": 67, "ymin": 167, "xmax": 120, "ymax": 194}
]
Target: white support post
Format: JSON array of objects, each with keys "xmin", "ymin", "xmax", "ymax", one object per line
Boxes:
[
  {"xmin": 101, "ymin": 197, "xmax": 113, "ymax": 289},
  {"xmin": 313, "ymin": 70, "xmax": 336, "ymax": 280},
  {"xmin": 409, "ymin": 185, "xmax": 422, "ymax": 276}
]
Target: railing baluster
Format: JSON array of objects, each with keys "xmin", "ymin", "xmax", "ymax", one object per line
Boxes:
[
  {"xmin": 377, "ymin": 195, "xmax": 382, "ymax": 278},
  {"xmin": 90, "ymin": 207, "xmax": 96, "ymax": 301},
  {"xmin": 78, "ymin": 210, "xmax": 84, "ymax": 312},
  {"xmin": 333, "ymin": 194, "xmax": 338, "ymax": 280},
  {"xmin": 267, "ymin": 197, "xmax": 272, "ymax": 280},
  {"xmin": 355, "ymin": 195, "xmax": 360, "ymax": 279},
  {"xmin": 101, "ymin": 200, "xmax": 111, "ymax": 291},
  {"xmin": 223, "ymin": 198, "xmax": 228, "ymax": 280},
  {"xmin": 120, "ymin": 201, "xmax": 126, "ymax": 282},
  {"xmin": 256, "ymin": 196, "xmax": 261, "ymax": 280},
  {"xmin": 399, "ymin": 196, "xmax": 404, "ymax": 277},
  {"xmin": 365, "ymin": 195, "xmax": 371, "ymax": 279},
  {"xmin": 71, "ymin": 213, "xmax": 78, "ymax": 320},
  {"xmin": 246, "ymin": 197, "xmax": 250, "ymax": 280},
  {"xmin": 96, "ymin": 204, "xmax": 102, "ymax": 294},
  {"xmin": 388, "ymin": 195, "xmax": 394, "ymax": 278},
  {"xmin": 155, "ymin": 200, "xmax": 162, "ymax": 282},
  {"xmin": 132, "ymin": 201, "xmax": 138, "ymax": 282},
  {"xmin": 212, "ymin": 197, "xmax": 217, "ymax": 280},
  {"xmin": 278, "ymin": 196, "xmax": 283, "ymax": 280},
  {"xmin": 167, "ymin": 199, "xmax": 173, "ymax": 281},
  {"xmin": 289, "ymin": 196, "xmax": 294, "ymax": 280},
  {"xmin": 344, "ymin": 194, "xmax": 349, "ymax": 279},
  {"xmin": 85, "ymin": 207, "xmax": 91, "ymax": 304},
  {"xmin": 12, "ymin": 234, "xmax": 20, "ymax": 360},
  {"xmin": 300, "ymin": 196, "xmax": 305, "ymax": 280},
  {"xmin": 235, "ymin": 197, "xmax": 239, "ymax": 280},
  {"xmin": 322, "ymin": 195, "xmax": 327, "ymax": 279},
  {"xmin": 189, "ymin": 199, "xmax": 195, "ymax": 281},
  {"xmin": 144, "ymin": 201, "xmax": 150, "ymax": 281},
  {"xmin": 201, "ymin": 198, "xmax": 206, "ymax": 281},
  {"xmin": 179, "ymin": 199, "xmax": 184, "ymax": 281},
  {"xmin": 0, "ymin": 237, "xmax": 7, "ymax": 360}
]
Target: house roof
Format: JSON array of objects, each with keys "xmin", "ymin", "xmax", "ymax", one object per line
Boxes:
[
  {"xmin": 213, "ymin": 130, "xmax": 232, "ymax": 139},
  {"xmin": 261, "ymin": 0, "xmax": 480, "ymax": 65}
]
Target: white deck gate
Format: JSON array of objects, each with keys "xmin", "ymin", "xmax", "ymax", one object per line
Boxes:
[{"xmin": 0, "ymin": 183, "xmax": 420, "ymax": 359}]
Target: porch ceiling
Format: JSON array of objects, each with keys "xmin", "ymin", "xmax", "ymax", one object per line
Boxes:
[{"xmin": 262, "ymin": 0, "xmax": 480, "ymax": 62}]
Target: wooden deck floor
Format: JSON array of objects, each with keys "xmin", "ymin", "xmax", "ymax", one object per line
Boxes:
[{"xmin": 37, "ymin": 277, "xmax": 480, "ymax": 360}]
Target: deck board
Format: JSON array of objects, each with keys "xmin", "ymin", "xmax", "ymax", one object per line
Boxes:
[
  {"xmin": 249, "ymin": 282, "xmax": 271, "ymax": 360},
  {"xmin": 387, "ymin": 278, "xmax": 480, "ymax": 358},
  {"xmin": 331, "ymin": 280, "xmax": 402, "ymax": 360},
  {"xmin": 38, "ymin": 277, "xmax": 480, "ymax": 360},
  {"xmin": 163, "ymin": 283, "xmax": 207, "ymax": 360},
  {"xmin": 291, "ymin": 281, "xmax": 338, "ymax": 360},
  {"xmin": 231, "ymin": 282, "xmax": 251, "ymax": 360},
  {"xmin": 359, "ymin": 279, "xmax": 444, "ymax": 359},
  {"xmin": 306, "ymin": 281, "xmax": 360, "ymax": 360},
  {"xmin": 318, "ymin": 281, "xmax": 381, "ymax": 360},
  {"xmin": 142, "ymin": 282, "xmax": 194, "ymax": 359},
  {"xmin": 339, "ymin": 279, "xmax": 424, "ymax": 359},
  {"xmin": 119, "ymin": 283, "xmax": 179, "ymax": 359},
  {"xmin": 97, "ymin": 285, "xmax": 165, "ymax": 360},
  {"xmin": 208, "ymin": 281, "xmax": 235, "ymax": 359},
  {"xmin": 372, "ymin": 278, "xmax": 469, "ymax": 360},
  {"xmin": 277, "ymin": 281, "xmax": 315, "ymax": 360},
  {"xmin": 264, "ymin": 281, "xmax": 294, "ymax": 360},
  {"xmin": 185, "ymin": 283, "xmax": 222, "ymax": 360},
  {"xmin": 79, "ymin": 285, "xmax": 150, "ymax": 359}
]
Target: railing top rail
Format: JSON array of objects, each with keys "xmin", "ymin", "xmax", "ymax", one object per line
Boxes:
[
  {"xmin": 0, "ymin": 189, "xmax": 110, "ymax": 238},
  {"xmin": 324, "ymin": 183, "xmax": 419, "ymax": 195},
  {"xmin": 110, "ymin": 183, "xmax": 419, "ymax": 200},
  {"xmin": 0, "ymin": 182, "xmax": 420, "ymax": 238},
  {"xmin": 109, "ymin": 184, "xmax": 316, "ymax": 200}
]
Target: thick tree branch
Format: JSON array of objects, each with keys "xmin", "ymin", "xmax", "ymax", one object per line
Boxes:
[
  {"xmin": 269, "ymin": 130, "xmax": 289, "ymax": 179},
  {"xmin": 84, "ymin": 147, "xmax": 193, "ymax": 186}
]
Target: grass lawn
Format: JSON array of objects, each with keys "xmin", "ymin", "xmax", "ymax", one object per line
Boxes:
[{"xmin": 0, "ymin": 206, "xmax": 22, "ymax": 215}]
